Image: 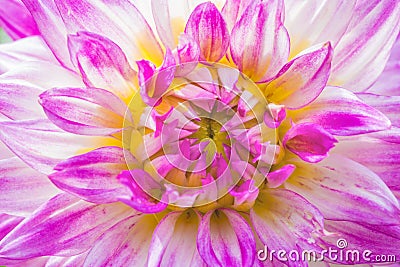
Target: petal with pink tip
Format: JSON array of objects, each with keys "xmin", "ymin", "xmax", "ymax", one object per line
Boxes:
[
  {"xmin": 49, "ymin": 147, "xmax": 136, "ymax": 204},
  {"xmin": 185, "ymin": 2, "xmax": 230, "ymax": 62},
  {"xmin": 0, "ymin": 194, "xmax": 132, "ymax": 259},
  {"xmin": 84, "ymin": 214, "xmax": 158, "ymax": 267},
  {"xmin": 291, "ymin": 87, "xmax": 392, "ymax": 136},
  {"xmin": 0, "ymin": 0, "xmax": 40, "ymax": 40},
  {"xmin": 68, "ymin": 31, "xmax": 136, "ymax": 100},
  {"xmin": 330, "ymin": 0, "xmax": 400, "ymax": 92},
  {"xmin": 266, "ymin": 164, "xmax": 295, "ymax": 188},
  {"xmin": 0, "ymin": 36, "xmax": 58, "ymax": 74},
  {"xmin": 265, "ymin": 43, "xmax": 333, "ymax": 109},
  {"xmin": 230, "ymin": 0, "xmax": 289, "ymax": 82},
  {"xmin": 286, "ymin": 155, "xmax": 400, "ymax": 225},
  {"xmin": 284, "ymin": 0, "xmax": 356, "ymax": 56},
  {"xmin": 0, "ymin": 157, "xmax": 60, "ymax": 217},
  {"xmin": 251, "ymin": 189, "xmax": 324, "ymax": 259},
  {"xmin": 39, "ymin": 87, "xmax": 131, "ymax": 136},
  {"xmin": 55, "ymin": 0, "xmax": 164, "ymax": 66},
  {"xmin": 0, "ymin": 119, "xmax": 104, "ymax": 174},
  {"xmin": 283, "ymin": 123, "xmax": 337, "ymax": 163},
  {"xmin": 197, "ymin": 209, "xmax": 255, "ymax": 267},
  {"xmin": 148, "ymin": 210, "xmax": 205, "ymax": 267}
]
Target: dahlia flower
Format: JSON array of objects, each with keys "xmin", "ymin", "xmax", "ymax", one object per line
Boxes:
[{"xmin": 0, "ymin": 0, "xmax": 400, "ymax": 266}]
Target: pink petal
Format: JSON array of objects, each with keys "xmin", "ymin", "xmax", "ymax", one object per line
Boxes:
[
  {"xmin": 0, "ymin": 157, "xmax": 60, "ymax": 217},
  {"xmin": 0, "ymin": 81, "xmax": 45, "ymax": 120},
  {"xmin": 0, "ymin": 213, "xmax": 23, "ymax": 240},
  {"xmin": 221, "ymin": 0, "xmax": 252, "ymax": 31},
  {"xmin": 84, "ymin": 214, "xmax": 158, "ymax": 266},
  {"xmin": 137, "ymin": 49, "xmax": 176, "ymax": 107},
  {"xmin": 266, "ymin": 164, "xmax": 295, "ymax": 188},
  {"xmin": 117, "ymin": 170, "xmax": 168, "ymax": 214},
  {"xmin": 286, "ymin": 155, "xmax": 400, "ymax": 225},
  {"xmin": 0, "ymin": 36, "xmax": 58, "ymax": 74},
  {"xmin": 55, "ymin": 0, "xmax": 164, "ymax": 67},
  {"xmin": 148, "ymin": 210, "xmax": 205, "ymax": 267},
  {"xmin": 21, "ymin": 0, "xmax": 73, "ymax": 69},
  {"xmin": 283, "ymin": 123, "xmax": 338, "ymax": 163},
  {"xmin": 175, "ymin": 34, "xmax": 201, "ymax": 77},
  {"xmin": 323, "ymin": 220, "xmax": 400, "ymax": 264},
  {"xmin": 67, "ymin": 31, "xmax": 136, "ymax": 100},
  {"xmin": 250, "ymin": 189, "xmax": 325, "ymax": 259},
  {"xmin": 0, "ymin": 194, "xmax": 132, "ymax": 259},
  {"xmin": 230, "ymin": 180, "xmax": 259, "ymax": 206},
  {"xmin": 291, "ymin": 87, "xmax": 392, "ymax": 136},
  {"xmin": 185, "ymin": 2, "xmax": 230, "ymax": 62},
  {"xmin": 265, "ymin": 43, "xmax": 333, "ymax": 109},
  {"xmin": 49, "ymin": 147, "xmax": 135, "ymax": 204},
  {"xmin": 0, "ymin": 0, "xmax": 40, "ymax": 40},
  {"xmin": 230, "ymin": 0, "xmax": 289, "ymax": 82},
  {"xmin": 39, "ymin": 87, "xmax": 131, "ymax": 136},
  {"xmin": 284, "ymin": 0, "xmax": 356, "ymax": 56},
  {"xmin": 330, "ymin": 0, "xmax": 400, "ymax": 92},
  {"xmin": 264, "ymin": 103, "xmax": 286, "ymax": 129},
  {"xmin": 197, "ymin": 209, "xmax": 256, "ymax": 267},
  {"xmin": 0, "ymin": 119, "xmax": 103, "ymax": 174},
  {"xmin": 357, "ymin": 93, "xmax": 400, "ymax": 127},
  {"xmin": 367, "ymin": 35, "xmax": 400, "ymax": 96}
]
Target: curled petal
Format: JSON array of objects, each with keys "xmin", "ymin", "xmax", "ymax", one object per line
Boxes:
[
  {"xmin": 138, "ymin": 49, "xmax": 176, "ymax": 107},
  {"xmin": 197, "ymin": 209, "xmax": 256, "ymax": 267},
  {"xmin": 148, "ymin": 210, "xmax": 204, "ymax": 267},
  {"xmin": 266, "ymin": 164, "xmax": 295, "ymax": 188},
  {"xmin": 286, "ymin": 155, "xmax": 400, "ymax": 225},
  {"xmin": 291, "ymin": 87, "xmax": 392, "ymax": 136},
  {"xmin": 49, "ymin": 147, "xmax": 136, "ymax": 204},
  {"xmin": 330, "ymin": 0, "xmax": 400, "ymax": 92},
  {"xmin": 283, "ymin": 123, "xmax": 338, "ymax": 163},
  {"xmin": 68, "ymin": 31, "xmax": 136, "ymax": 100},
  {"xmin": 264, "ymin": 103, "xmax": 286, "ymax": 128},
  {"xmin": 117, "ymin": 170, "xmax": 167, "ymax": 214},
  {"xmin": 185, "ymin": 2, "xmax": 230, "ymax": 62},
  {"xmin": 230, "ymin": 180, "xmax": 259, "ymax": 206},
  {"xmin": 84, "ymin": 214, "xmax": 158, "ymax": 266},
  {"xmin": 264, "ymin": 43, "xmax": 333, "ymax": 109},
  {"xmin": 230, "ymin": 0, "xmax": 289, "ymax": 81},
  {"xmin": 175, "ymin": 34, "xmax": 201, "ymax": 76},
  {"xmin": 39, "ymin": 87, "xmax": 131, "ymax": 136}
]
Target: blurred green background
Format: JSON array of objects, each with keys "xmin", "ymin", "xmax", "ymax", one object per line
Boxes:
[{"xmin": 0, "ymin": 28, "xmax": 11, "ymax": 43}]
